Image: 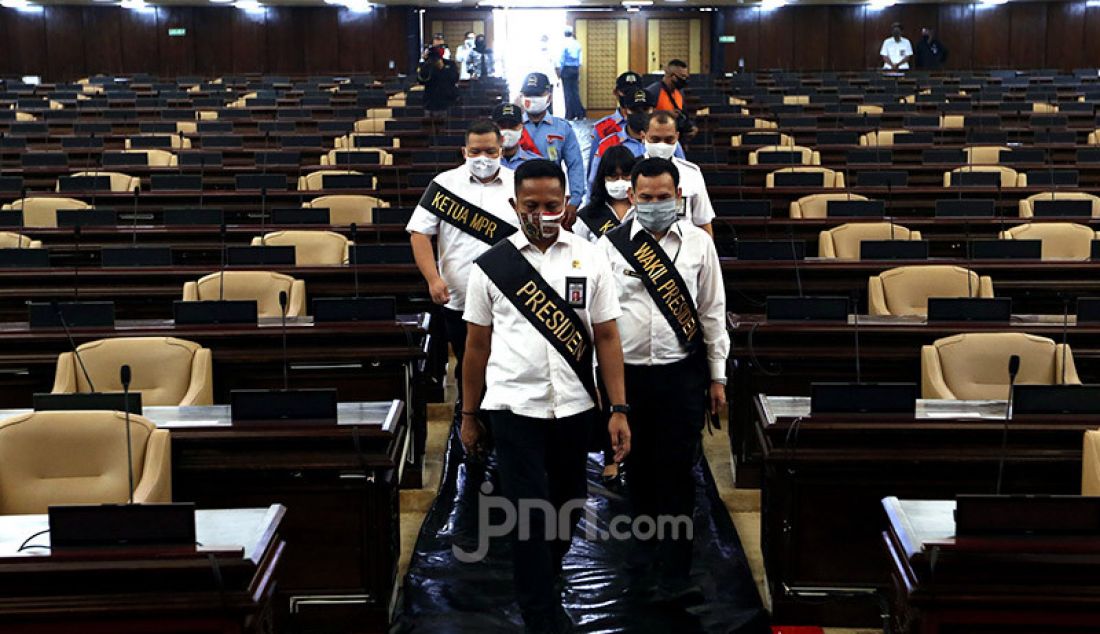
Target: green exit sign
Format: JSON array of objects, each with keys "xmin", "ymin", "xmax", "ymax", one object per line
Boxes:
[
  {"xmin": 718, "ymin": 35, "xmax": 736, "ymax": 43},
  {"xmin": 168, "ymin": 28, "xmax": 187, "ymax": 37}
]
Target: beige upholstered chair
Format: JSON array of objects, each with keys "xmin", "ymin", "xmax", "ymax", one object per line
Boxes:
[
  {"xmin": 940, "ymin": 114, "xmax": 965, "ymax": 129},
  {"xmin": 765, "ymin": 167, "xmax": 844, "ymax": 189},
  {"xmin": 944, "ymin": 166, "xmax": 1026, "ymax": 188},
  {"xmin": 14, "ymin": 111, "xmax": 36, "ymax": 122},
  {"xmin": 0, "ymin": 232, "xmax": 41, "ymax": 249},
  {"xmin": 321, "ymin": 148, "xmax": 394, "ymax": 166},
  {"xmin": 748, "ymin": 145, "xmax": 820, "ymax": 166},
  {"xmin": 789, "ymin": 193, "xmax": 869, "ymax": 219},
  {"xmin": 58, "ymin": 172, "xmax": 140, "ymax": 193},
  {"xmin": 175, "ymin": 121, "xmax": 198, "ymax": 135},
  {"xmin": 122, "ymin": 149, "xmax": 178, "ymax": 167},
  {"xmin": 818, "ymin": 223, "xmax": 921, "ymax": 259},
  {"xmin": 1032, "ymin": 102, "xmax": 1059, "ymax": 113},
  {"xmin": 1084, "ymin": 430, "xmax": 1100, "ymax": 496},
  {"xmin": 999, "ymin": 222, "xmax": 1098, "ymax": 260},
  {"xmin": 125, "ymin": 135, "xmax": 192, "ymax": 150},
  {"xmin": 782, "ymin": 95, "xmax": 810, "ymax": 105},
  {"xmin": 196, "ymin": 110, "xmax": 219, "ymax": 121},
  {"xmin": 0, "ymin": 410, "xmax": 171, "ymax": 514},
  {"xmin": 353, "ymin": 119, "xmax": 390, "ymax": 134},
  {"xmin": 365, "ymin": 107, "xmax": 394, "ymax": 119},
  {"xmin": 921, "ymin": 333, "xmax": 1081, "ymax": 400},
  {"xmin": 251, "ymin": 231, "xmax": 351, "ymax": 265},
  {"xmin": 52, "ymin": 337, "xmax": 212, "ymax": 406},
  {"xmin": 731, "ymin": 133, "xmax": 794, "ymax": 147},
  {"xmin": 964, "ymin": 145, "xmax": 1010, "ymax": 165},
  {"xmin": 387, "ymin": 93, "xmax": 407, "ymax": 108},
  {"xmin": 856, "ymin": 104, "xmax": 884, "ymax": 115},
  {"xmin": 859, "ymin": 129, "xmax": 917, "ymax": 146},
  {"xmin": 334, "ymin": 133, "xmax": 398, "ymax": 150},
  {"xmin": 868, "ymin": 265, "xmax": 994, "ymax": 316},
  {"xmin": 1, "ymin": 197, "xmax": 92, "ymax": 228},
  {"xmin": 1019, "ymin": 192, "xmax": 1100, "ymax": 218},
  {"xmin": 305, "ymin": 194, "xmax": 388, "ymax": 225},
  {"xmin": 182, "ymin": 271, "xmax": 306, "ymax": 318},
  {"xmin": 297, "ymin": 170, "xmax": 373, "ymax": 191}
]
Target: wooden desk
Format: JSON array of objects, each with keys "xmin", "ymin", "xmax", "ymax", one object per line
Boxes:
[
  {"xmin": 0, "ymin": 505, "xmax": 285, "ymax": 633},
  {"xmin": 883, "ymin": 497, "xmax": 1100, "ymax": 633},
  {"xmin": 754, "ymin": 395, "xmax": 1086, "ymax": 626}
]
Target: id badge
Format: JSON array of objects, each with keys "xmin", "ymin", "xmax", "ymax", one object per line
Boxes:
[{"xmin": 565, "ymin": 277, "xmax": 587, "ymax": 308}]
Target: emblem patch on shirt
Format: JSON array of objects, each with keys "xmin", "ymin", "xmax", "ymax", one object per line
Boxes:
[{"xmin": 565, "ymin": 276, "xmax": 587, "ymax": 308}]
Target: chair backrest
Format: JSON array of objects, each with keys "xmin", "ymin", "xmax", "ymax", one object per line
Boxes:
[
  {"xmin": 334, "ymin": 133, "xmax": 396, "ymax": 149},
  {"xmin": 251, "ymin": 230, "xmax": 350, "ymax": 265},
  {"xmin": 860, "ymin": 129, "xmax": 912, "ymax": 147},
  {"xmin": 940, "ymin": 114, "xmax": 965, "ymax": 129},
  {"xmin": 1084, "ymin": 430, "xmax": 1100, "ymax": 496},
  {"xmin": 125, "ymin": 134, "xmax": 191, "ymax": 150},
  {"xmin": 731, "ymin": 133, "xmax": 794, "ymax": 147},
  {"xmin": 55, "ymin": 337, "xmax": 211, "ymax": 406},
  {"xmin": 175, "ymin": 121, "xmax": 198, "ymax": 135},
  {"xmin": 1000, "ymin": 222, "xmax": 1096, "ymax": 260},
  {"xmin": 1033, "ymin": 102, "xmax": 1059, "ymax": 113},
  {"xmin": 789, "ymin": 193, "xmax": 867, "ymax": 219},
  {"xmin": 1019, "ymin": 192, "xmax": 1100, "ymax": 218},
  {"xmin": 196, "ymin": 110, "xmax": 219, "ymax": 121},
  {"xmin": 964, "ymin": 145, "xmax": 1010, "ymax": 165},
  {"xmin": 782, "ymin": 95, "xmax": 810, "ymax": 105},
  {"xmin": 922, "ymin": 332, "xmax": 1080, "ymax": 400},
  {"xmin": 856, "ymin": 104, "xmax": 883, "ymax": 115},
  {"xmin": 869, "ymin": 265, "xmax": 993, "ymax": 316},
  {"xmin": 1, "ymin": 197, "xmax": 92, "ymax": 228},
  {"xmin": 297, "ymin": 170, "xmax": 370, "ymax": 191},
  {"xmin": 321, "ymin": 148, "xmax": 393, "ymax": 166},
  {"xmin": 765, "ymin": 167, "xmax": 843, "ymax": 189},
  {"xmin": 123, "ymin": 149, "xmax": 178, "ymax": 167},
  {"xmin": 63, "ymin": 171, "xmax": 140, "ymax": 193},
  {"xmin": 0, "ymin": 232, "xmax": 41, "ymax": 249},
  {"xmin": 0, "ymin": 410, "xmax": 163, "ymax": 514},
  {"xmin": 945, "ymin": 166, "xmax": 1024, "ymax": 188},
  {"xmin": 185, "ymin": 271, "xmax": 305, "ymax": 317},
  {"xmin": 353, "ymin": 119, "xmax": 389, "ymax": 134},
  {"xmin": 748, "ymin": 145, "xmax": 819, "ymax": 166},
  {"xmin": 306, "ymin": 194, "xmax": 387, "ymax": 224},
  {"xmin": 818, "ymin": 222, "xmax": 920, "ymax": 259}
]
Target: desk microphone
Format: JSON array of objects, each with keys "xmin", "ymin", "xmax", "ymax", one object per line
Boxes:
[
  {"xmin": 54, "ymin": 300, "xmax": 95, "ymax": 392},
  {"xmin": 786, "ymin": 221, "xmax": 803, "ymax": 296},
  {"xmin": 279, "ymin": 290, "xmax": 289, "ymax": 391},
  {"xmin": 350, "ymin": 222, "xmax": 360, "ymax": 298},
  {"xmin": 218, "ymin": 222, "xmax": 227, "ymax": 301},
  {"xmin": 995, "ymin": 354, "xmax": 1021, "ymax": 495},
  {"xmin": 120, "ymin": 364, "xmax": 135, "ymax": 504}
]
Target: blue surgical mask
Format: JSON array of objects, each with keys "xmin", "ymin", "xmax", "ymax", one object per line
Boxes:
[{"xmin": 634, "ymin": 198, "xmax": 679, "ymax": 233}]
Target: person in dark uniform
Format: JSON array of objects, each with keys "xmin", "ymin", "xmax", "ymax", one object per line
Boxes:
[
  {"xmin": 417, "ymin": 46, "xmax": 459, "ymax": 117},
  {"xmin": 914, "ymin": 27, "xmax": 948, "ymax": 70}
]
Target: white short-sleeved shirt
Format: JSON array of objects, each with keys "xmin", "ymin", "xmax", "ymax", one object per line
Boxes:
[
  {"xmin": 597, "ymin": 218, "xmax": 730, "ymax": 381},
  {"xmin": 464, "ymin": 230, "xmax": 622, "ymax": 420},
  {"xmin": 406, "ymin": 165, "xmax": 519, "ymax": 311},
  {"xmin": 643, "ymin": 156, "xmax": 715, "ymax": 227},
  {"xmin": 880, "ymin": 37, "xmax": 913, "ymax": 69}
]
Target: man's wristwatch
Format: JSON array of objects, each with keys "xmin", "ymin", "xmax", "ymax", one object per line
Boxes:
[{"xmin": 610, "ymin": 404, "xmax": 631, "ymax": 415}]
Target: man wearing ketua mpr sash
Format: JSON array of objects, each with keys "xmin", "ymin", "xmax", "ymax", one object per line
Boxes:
[
  {"xmin": 406, "ymin": 120, "xmax": 520, "ymax": 408},
  {"xmin": 461, "ymin": 159, "xmax": 631, "ymax": 634},
  {"xmin": 596, "ymin": 157, "xmax": 729, "ymax": 607}
]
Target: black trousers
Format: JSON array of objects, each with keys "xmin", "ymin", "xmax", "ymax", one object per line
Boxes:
[
  {"xmin": 560, "ymin": 66, "xmax": 585, "ymax": 120},
  {"xmin": 443, "ymin": 307, "xmax": 467, "ymax": 400},
  {"xmin": 624, "ymin": 357, "xmax": 707, "ymax": 584},
  {"xmin": 488, "ymin": 408, "xmax": 592, "ymax": 625}
]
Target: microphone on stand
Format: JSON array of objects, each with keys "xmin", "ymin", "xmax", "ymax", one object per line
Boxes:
[
  {"xmin": 54, "ymin": 300, "xmax": 96, "ymax": 392},
  {"xmin": 120, "ymin": 364, "xmax": 135, "ymax": 504},
  {"xmin": 995, "ymin": 354, "xmax": 1022, "ymax": 495},
  {"xmin": 279, "ymin": 290, "xmax": 289, "ymax": 391}
]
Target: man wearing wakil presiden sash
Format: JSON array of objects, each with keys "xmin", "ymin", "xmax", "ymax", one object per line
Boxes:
[
  {"xmin": 407, "ymin": 120, "xmax": 520, "ymax": 402},
  {"xmin": 461, "ymin": 160, "xmax": 631, "ymax": 634},
  {"xmin": 597, "ymin": 157, "xmax": 729, "ymax": 607}
]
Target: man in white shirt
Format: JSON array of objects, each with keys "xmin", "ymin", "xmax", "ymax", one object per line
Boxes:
[
  {"xmin": 461, "ymin": 159, "xmax": 630, "ymax": 634},
  {"xmin": 406, "ymin": 120, "xmax": 520, "ymax": 404},
  {"xmin": 641, "ymin": 111, "xmax": 714, "ymax": 236},
  {"xmin": 880, "ymin": 22, "xmax": 914, "ymax": 70},
  {"xmin": 596, "ymin": 157, "xmax": 728, "ymax": 607},
  {"xmin": 455, "ymin": 31, "xmax": 476, "ymax": 80}
]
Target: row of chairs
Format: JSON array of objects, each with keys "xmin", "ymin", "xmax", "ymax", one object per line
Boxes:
[{"xmin": 787, "ymin": 192, "xmax": 1100, "ymax": 219}]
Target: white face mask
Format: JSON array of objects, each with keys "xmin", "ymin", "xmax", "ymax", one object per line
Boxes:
[
  {"xmin": 500, "ymin": 128, "xmax": 522, "ymax": 149},
  {"xmin": 644, "ymin": 141, "xmax": 676, "ymax": 160},
  {"xmin": 604, "ymin": 178, "xmax": 630, "ymax": 200},
  {"xmin": 466, "ymin": 155, "xmax": 500, "ymax": 180},
  {"xmin": 523, "ymin": 95, "xmax": 550, "ymax": 115}
]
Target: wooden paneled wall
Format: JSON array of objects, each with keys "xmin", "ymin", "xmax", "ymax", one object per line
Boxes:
[
  {"xmin": 0, "ymin": 5, "xmax": 412, "ymax": 80},
  {"xmin": 718, "ymin": 1, "xmax": 1100, "ymax": 72}
]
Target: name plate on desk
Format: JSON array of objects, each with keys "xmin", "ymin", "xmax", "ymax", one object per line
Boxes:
[
  {"xmin": 313, "ymin": 297, "xmax": 396, "ymax": 323},
  {"xmin": 1013, "ymin": 385, "xmax": 1100, "ymax": 415},
  {"xmin": 1034, "ymin": 199, "xmax": 1093, "ymax": 218},
  {"xmin": 100, "ymin": 247, "xmax": 173, "ymax": 267},
  {"xmin": 0, "ymin": 248, "xmax": 49, "ymax": 268},
  {"xmin": 846, "ymin": 149, "xmax": 892, "ymax": 165},
  {"xmin": 163, "ymin": 208, "xmax": 224, "ymax": 226},
  {"xmin": 351, "ymin": 244, "xmax": 414, "ymax": 264},
  {"xmin": 857, "ymin": 171, "xmax": 908, "ymax": 187},
  {"xmin": 810, "ymin": 382, "xmax": 918, "ymax": 415},
  {"xmin": 969, "ymin": 240, "xmax": 1041, "ymax": 260},
  {"xmin": 923, "ymin": 149, "xmax": 967, "ymax": 164},
  {"xmin": 321, "ymin": 174, "xmax": 373, "ymax": 190},
  {"xmin": 757, "ymin": 151, "xmax": 805, "ymax": 165},
  {"xmin": 765, "ymin": 296, "xmax": 848, "ymax": 322},
  {"xmin": 927, "ymin": 297, "xmax": 1012, "ymax": 323},
  {"xmin": 227, "ymin": 246, "xmax": 296, "ymax": 266},
  {"xmin": 33, "ymin": 391, "xmax": 142, "ymax": 414},
  {"xmin": 230, "ymin": 389, "xmax": 338, "ymax": 425},
  {"xmin": 893, "ymin": 131, "xmax": 935, "ymax": 145},
  {"xmin": 935, "ymin": 199, "xmax": 996, "ymax": 218},
  {"xmin": 49, "ymin": 502, "xmax": 196, "ymax": 550},
  {"xmin": 1027, "ymin": 170, "xmax": 1079, "ymax": 187},
  {"xmin": 815, "ymin": 131, "xmax": 859, "ymax": 145},
  {"xmin": 827, "ymin": 199, "xmax": 885, "ymax": 217},
  {"xmin": 955, "ymin": 495, "xmax": 1100, "ymax": 536},
  {"xmin": 57, "ymin": 176, "xmax": 112, "ymax": 193},
  {"xmin": 860, "ymin": 240, "xmax": 929, "ymax": 260},
  {"xmin": 28, "ymin": 301, "xmax": 116, "ymax": 329},
  {"xmin": 772, "ymin": 172, "xmax": 824, "ymax": 187},
  {"xmin": 271, "ymin": 207, "xmax": 329, "ymax": 225},
  {"xmin": 952, "ymin": 171, "xmax": 1001, "ymax": 188},
  {"xmin": 373, "ymin": 207, "xmax": 415, "ymax": 225},
  {"xmin": 57, "ymin": 210, "xmax": 118, "ymax": 228},
  {"xmin": 715, "ymin": 200, "xmax": 771, "ymax": 218},
  {"xmin": 736, "ymin": 240, "xmax": 805, "ymax": 260},
  {"xmin": 173, "ymin": 300, "xmax": 258, "ymax": 325}
]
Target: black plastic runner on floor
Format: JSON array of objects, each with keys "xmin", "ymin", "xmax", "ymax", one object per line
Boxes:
[{"xmin": 391, "ymin": 420, "xmax": 771, "ymax": 633}]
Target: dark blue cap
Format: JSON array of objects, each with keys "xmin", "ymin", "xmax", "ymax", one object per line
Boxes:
[{"xmin": 520, "ymin": 73, "xmax": 552, "ymax": 96}]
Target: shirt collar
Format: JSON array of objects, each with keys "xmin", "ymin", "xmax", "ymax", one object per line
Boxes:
[
  {"xmin": 524, "ymin": 113, "xmax": 556, "ymax": 127},
  {"xmin": 513, "ymin": 225, "xmax": 569, "ymax": 252},
  {"xmin": 628, "ymin": 216, "xmax": 684, "ymax": 241},
  {"xmin": 467, "ymin": 169, "xmax": 504, "ymax": 185}
]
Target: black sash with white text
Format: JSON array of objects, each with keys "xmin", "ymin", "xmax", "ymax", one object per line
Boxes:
[
  {"xmin": 475, "ymin": 241, "xmax": 599, "ymax": 405},
  {"xmin": 578, "ymin": 204, "xmax": 620, "ymax": 238},
  {"xmin": 418, "ymin": 180, "xmax": 516, "ymax": 245},
  {"xmin": 606, "ymin": 224, "xmax": 703, "ymax": 350}
]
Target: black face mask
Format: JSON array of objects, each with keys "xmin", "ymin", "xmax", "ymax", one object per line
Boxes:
[
  {"xmin": 626, "ymin": 112, "xmax": 649, "ymax": 134},
  {"xmin": 672, "ymin": 76, "xmax": 688, "ymax": 89}
]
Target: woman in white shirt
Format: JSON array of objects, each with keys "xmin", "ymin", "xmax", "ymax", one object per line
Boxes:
[{"xmin": 574, "ymin": 145, "xmax": 637, "ymax": 245}]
